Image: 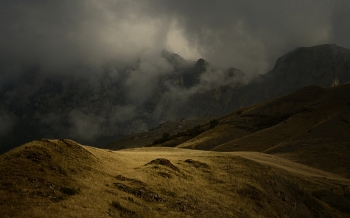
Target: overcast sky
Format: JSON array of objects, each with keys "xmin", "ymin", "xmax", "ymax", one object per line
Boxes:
[{"xmin": 1, "ymin": 0, "xmax": 350, "ymax": 76}]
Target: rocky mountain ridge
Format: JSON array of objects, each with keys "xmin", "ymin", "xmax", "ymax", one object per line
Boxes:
[{"xmin": 0, "ymin": 50, "xmax": 247, "ymax": 153}]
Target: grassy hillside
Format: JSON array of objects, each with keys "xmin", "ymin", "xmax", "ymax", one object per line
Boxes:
[
  {"xmin": 1, "ymin": 139, "xmax": 350, "ymax": 217},
  {"xmin": 154, "ymin": 84, "xmax": 350, "ymax": 177}
]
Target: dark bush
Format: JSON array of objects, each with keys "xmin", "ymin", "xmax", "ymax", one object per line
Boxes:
[
  {"xmin": 153, "ymin": 132, "xmax": 171, "ymax": 145},
  {"xmin": 253, "ymin": 113, "xmax": 290, "ymax": 129},
  {"xmin": 209, "ymin": 119, "xmax": 219, "ymax": 128},
  {"xmin": 186, "ymin": 125, "xmax": 204, "ymax": 136},
  {"xmin": 153, "ymin": 125, "xmax": 204, "ymax": 145},
  {"xmin": 60, "ymin": 187, "xmax": 79, "ymax": 196},
  {"xmin": 162, "ymin": 132, "xmax": 170, "ymax": 139},
  {"xmin": 296, "ymin": 107, "xmax": 312, "ymax": 113}
]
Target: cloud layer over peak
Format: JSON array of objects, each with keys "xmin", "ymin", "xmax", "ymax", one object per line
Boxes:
[{"xmin": 1, "ymin": 0, "xmax": 349, "ymax": 76}]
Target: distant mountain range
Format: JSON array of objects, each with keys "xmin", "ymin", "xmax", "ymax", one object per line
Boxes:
[{"xmin": 1, "ymin": 44, "xmax": 350, "ymax": 153}]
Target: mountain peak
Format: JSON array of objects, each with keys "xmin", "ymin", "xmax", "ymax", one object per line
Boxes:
[
  {"xmin": 196, "ymin": 58, "xmax": 207, "ymax": 66},
  {"xmin": 161, "ymin": 49, "xmax": 185, "ymax": 67},
  {"xmin": 271, "ymin": 44, "xmax": 350, "ymax": 85}
]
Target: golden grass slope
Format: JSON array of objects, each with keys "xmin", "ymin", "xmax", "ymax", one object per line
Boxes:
[{"xmin": 1, "ymin": 139, "xmax": 350, "ymax": 217}]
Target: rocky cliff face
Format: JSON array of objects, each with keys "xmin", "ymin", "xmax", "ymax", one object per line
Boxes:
[
  {"xmin": 239, "ymin": 44, "xmax": 350, "ymax": 107},
  {"xmin": 271, "ymin": 44, "xmax": 350, "ymax": 87}
]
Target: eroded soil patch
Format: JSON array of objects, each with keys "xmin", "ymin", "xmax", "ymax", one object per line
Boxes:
[
  {"xmin": 114, "ymin": 183, "xmax": 168, "ymax": 203},
  {"xmin": 115, "ymin": 175, "xmax": 146, "ymax": 186},
  {"xmin": 184, "ymin": 159, "xmax": 209, "ymax": 168},
  {"xmin": 146, "ymin": 158, "xmax": 179, "ymax": 172}
]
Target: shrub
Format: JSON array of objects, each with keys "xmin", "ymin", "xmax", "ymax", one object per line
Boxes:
[
  {"xmin": 153, "ymin": 132, "xmax": 171, "ymax": 145},
  {"xmin": 252, "ymin": 113, "xmax": 290, "ymax": 129},
  {"xmin": 187, "ymin": 125, "xmax": 204, "ymax": 136},
  {"xmin": 153, "ymin": 125, "xmax": 205, "ymax": 145},
  {"xmin": 209, "ymin": 119, "xmax": 219, "ymax": 128},
  {"xmin": 60, "ymin": 187, "xmax": 79, "ymax": 196},
  {"xmin": 162, "ymin": 132, "xmax": 170, "ymax": 139}
]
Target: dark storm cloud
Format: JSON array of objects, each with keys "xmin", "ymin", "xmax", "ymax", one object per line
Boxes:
[
  {"xmin": 0, "ymin": 0, "xmax": 171, "ymax": 75},
  {"xmin": 1, "ymin": 0, "xmax": 349, "ymax": 76},
  {"xmin": 155, "ymin": 0, "xmax": 339, "ymax": 74},
  {"xmin": 331, "ymin": 1, "xmax": 350, "ymax": 48}
]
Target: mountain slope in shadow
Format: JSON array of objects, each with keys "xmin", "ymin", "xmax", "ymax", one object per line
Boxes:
[
  {"xmin": 121, "ymin": 83, "xmax": 350, "ymax": 177},
  {"xmin": 138, "ymin": 83, "xmax": 350, "ymax": 178}
]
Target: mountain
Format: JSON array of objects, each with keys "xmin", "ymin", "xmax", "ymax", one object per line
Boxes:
[
  {"xmin": 1, "ymin": 139, "xmax": 350, "ymax": 217},
  {"xmin": 1, "ymin": 44, "xmax": 350, "ymax": 154},
  {"xmin": 2, "ymin": 45, "xmax": 350, "ymax": 216}
]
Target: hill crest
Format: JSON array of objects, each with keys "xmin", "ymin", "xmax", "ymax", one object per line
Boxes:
[{"xmin": 1, "ymin": 140, "xmax": 350, "ymax": 217}]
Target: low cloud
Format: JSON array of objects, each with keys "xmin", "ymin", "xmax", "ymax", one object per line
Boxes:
[
  {"xmin": 110, "ymin": 105, "xmax": 137, "ymax": 123},
  {"xmin": 126, "ymin": 50, "xmax": 174, "ymax": 105},
  {"xmin": 68, "ymin": 110, "xmax": 105, "ymax": 142},
  {"xmin": 2, "ymin": 0, "xmax": 349, "ymax": 81},
  {"xmin": 0, "ymin": 111, "xmax": 16, "ymax": 137}
]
